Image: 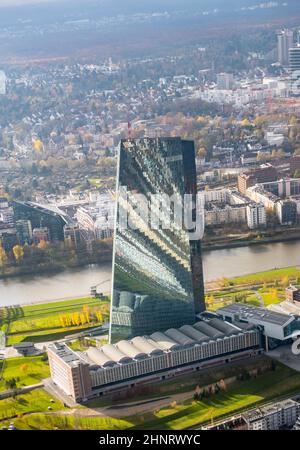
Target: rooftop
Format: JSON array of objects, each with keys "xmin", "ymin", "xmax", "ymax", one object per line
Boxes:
[
  {"xmin": 83, "ymin": 318, "xmax": 247, "ymax": 368},
  {"xmin": 48, "ymin": 342, "xmax": 86, "ymax": 368},
  {"xmin": 217, "ymin": 303, "xmax": 292, "ymax": 327}
]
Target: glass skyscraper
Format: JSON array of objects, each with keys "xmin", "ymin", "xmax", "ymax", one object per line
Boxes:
[{"xmin": 109, "ymin": 137, "xmax": 205, "ymax": 343}]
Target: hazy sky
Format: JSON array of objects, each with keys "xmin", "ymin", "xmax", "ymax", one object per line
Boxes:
[{"xmin": 0, "ymin": 0, "xmax": 63, "ymax": 6}]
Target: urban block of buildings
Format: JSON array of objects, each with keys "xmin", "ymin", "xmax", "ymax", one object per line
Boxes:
[
  {"xmin": 201, "ymin": 188, "xmax": 266, "ymax": 229},
  {"xmin": 246, "ymin": 178, "xmax": 300, "ymax": 225}
]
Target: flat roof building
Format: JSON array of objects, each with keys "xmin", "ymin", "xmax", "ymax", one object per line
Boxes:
[
  {"xmin": 217, "ymin": 303, "xmax": 300, "ymax": 342},
  {"xmin": 48, "ymin": 317, "xmax": 261, "ymax": 402}
]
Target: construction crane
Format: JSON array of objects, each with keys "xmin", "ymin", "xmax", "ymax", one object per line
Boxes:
[{"xmin": 90, "ymin": 279, "xmax": 110, "ymax": 299}]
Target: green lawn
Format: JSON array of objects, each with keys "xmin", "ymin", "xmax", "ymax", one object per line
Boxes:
[
  {"xmin": 0, "ymin": 297, "xmax": 110, "ymax": 346},
  {"xmin": 8, "ymin": 413, "xmax": 131, "ymax": 430},
  {"xmin": 0, "ymin": 355, "xmax": 50, "ymax": 392},
  {"xmin": 7, "ymin": 362, "xmax": 300, "ymax": 430},
  {"xmin": 0, "ymin": 389, "xmax": 65, "ymax": 422},
  {"xmin": 230, "ymin": 267, "xmax": 300, "ymax": 286},
  {"xmin": 135, "ymin": 363, "xmax": 300, "ymax": 430}
]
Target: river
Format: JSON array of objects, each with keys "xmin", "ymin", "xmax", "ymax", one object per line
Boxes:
[{"xmin": 0, "ymin": 240, "xmax": 300, "ymax": 306}]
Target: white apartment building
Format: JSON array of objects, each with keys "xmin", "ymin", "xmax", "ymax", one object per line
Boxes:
[
  {"xmin": 202, "ymin": 188, "xmax": 266, "ymax": 229},
  {"xmin": 246, "ymin": 203, "xmax": 266, "ymax": 229},
  {"xmin": 243, "ymin": 399, "xmax": 300, "ymax": 430},
  {"xmin": 0, "ymin": 71, "xmax": 6, "ymax": 95},
  {"xmin": 76, "ymin": 192, "xmax": 114, "ymax": 240}
]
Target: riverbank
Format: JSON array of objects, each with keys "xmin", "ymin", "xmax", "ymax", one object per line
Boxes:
[
  {"xmin": 203, "ymin": 229, "xmax": 300, "ymax": 252},
  {"xmin": 0, "ymin": 296, "xmax": 110, "ymax": 346}
]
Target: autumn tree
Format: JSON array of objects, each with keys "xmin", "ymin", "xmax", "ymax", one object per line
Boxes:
[
  {"xmin": 0, "ymin": 246, "xmax": 8, "ymax": 271},
  {"xmin": 13, "ymin": 245, "xmax": 24, "ymax": 264}
]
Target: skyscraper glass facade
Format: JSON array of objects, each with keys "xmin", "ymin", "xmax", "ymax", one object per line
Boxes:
[{"xmin": 110, "ymin": 138, "xmax": 205, "ymax": 343}]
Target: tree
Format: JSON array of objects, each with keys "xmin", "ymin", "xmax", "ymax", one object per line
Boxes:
[
  {"xmin": 5, "ymin": 378, "xmax": 17, "ymax": 390},
  {"xmin": 219, "ymin": 379, "xmax": 227, "ymax": 391},
  {"xmin": 281, "ymin": 275, "xmax": 289, "ymax": 288},
  {"xmin": 20, "ymin": 363, "xmax": 29, "ymax": 374},
  {"xmin": 37, "ymin": 240, "xmax": 48, "ymax": 250},
  {"xmin": 13, "ymin": 245, "xmax": 24, "ymax": 264},
  {"xmin": 0, "ymin": 246, "xmax": 8, "ymax": 271}
]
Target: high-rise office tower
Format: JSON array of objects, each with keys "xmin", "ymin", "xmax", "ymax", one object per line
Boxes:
[
  {"xmin": 289, "ymin": 45, "xmax": 300, "ymax": 96},
  {"xmin": 0, "ymin": 71, "xmax": 6, "ymax": 95},
  {"xmin": 277, "ymin": 29, "xmax": 294, "ymax": 65},
  {"xmin": 109, "ymin": 138, "xmax": 205, "ymax": 343}
]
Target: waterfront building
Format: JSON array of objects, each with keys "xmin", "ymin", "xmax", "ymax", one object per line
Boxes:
[
  {"xmin": 201, "ymin": 188, "xmax": 266, "ymax": 229},
  {"xmin": 76, "ymin": 192, "xmax": 114, "ymax": 241},
  {"xmin": 110, "ymin": 138, "xmax": 205, "ymax": 343},
  {"xmin": 32, "ymin": 227, "xmax": 50, "ymax": 244},
  {"xmin": 246, "ymin": 178, "xmax": 300, "ymax": 225},
  {"xmin": 48, "ymin": 317, "xmax": 260, "ymax": 403},
  {"xmin": 12, "ymin": 201, "xmax": 71, "ymax": 241},
  {"xmin": 64, "ymin": 224, "xmax": 82, "ymax": 247},
  {"xmin": 16, "ymin": 220, "xmax": 33, "ymax": 245},
  {"xmin": 217, "ymin": 303, "xmax": 300, "ymax": 348}
]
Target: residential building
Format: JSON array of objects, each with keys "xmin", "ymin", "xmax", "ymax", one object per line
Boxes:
[
  {"xmin": 202, "ymin": 188, "xmax": 266, "ymax": 229},
  {"xmin": 16, "ymin": 220, "xmax": 33, "ymax": 244},
  {"xmin": 0, "ymin": 70, "xmax": 6, "ymax": 95},
  {"xmin": 246, "ymin": 203, "xmax": 266, "ymax": 229},
  {"xmin": 76, "ymin": 193, "xmax": 114, "ymax": 241},
  {"xmin": 32, "ymin": 227, "xmax": 50, "ymax": 244},
  {"xmin": 290, "ymin": 155, "xmax": 300, "ymax": 175},
  {"xmin": 216, "ymin": 73, "xmax": 234, "ymax": 90},
  {"xmin": 286, "ymin": 285, "xmax": 300, "ymax": 303},
  {"xmin": 246, "ymin": 178, "xmax": 300, "ymax": 225},
  {"xmin": 238, "ymin": 164, "xmax": 278, "ymax": 195},
  {"xmin": 243, "ymin": 399, "xmax": 300, "ymax": 430},
  {"xmin": 64, "ymin": 224, "xmax": 82, "ymax": 247},
  {"xmin": 289, "ymin": 45, "xmax": 300, "ymax": 95}
]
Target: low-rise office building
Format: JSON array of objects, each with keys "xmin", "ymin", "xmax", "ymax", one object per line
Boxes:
[
  {"xmin": 48, "ymin": 317, "xmax": 261, "ymax": 402},
  {"xmin": 217, "ymin": 303, "xmax": 300, "ymax": 349}
]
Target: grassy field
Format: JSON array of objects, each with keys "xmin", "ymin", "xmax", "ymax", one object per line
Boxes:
[
  {"xmin": 230, "ymin": 267, "xmax": 300, "ymax": 286},
  {"xmin": 207, "ymin": 266, "xmax": 291, "ymax": 311},
  {"xmin": 0, "ymin": 297, "xmax": 109, "ymax": 345},
  {"xmin": 6, "ymin": 361, "xmax": 300, "ymax": 430},
  {"xmin": 0, "ymin": 389, "xmax": 65, "ymax": 422},
  {"xmin": 0, "ymin": 355, "xmax": 50, "ymax": 392}
]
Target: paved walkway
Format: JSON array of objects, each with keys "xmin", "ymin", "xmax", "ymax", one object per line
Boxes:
[
  {"xmin": 255, "ymin": 291, "xmax": 264, "ymax": 307},
  {"xmin": 0, "ymin": 382, "xmax": 44, "ymax": 400},
  {"xmin": 49, "ymin": 390, "xmax": 195, "ymax": 419}
]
